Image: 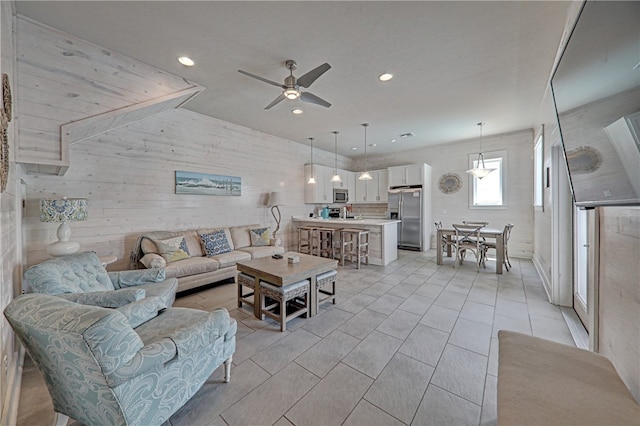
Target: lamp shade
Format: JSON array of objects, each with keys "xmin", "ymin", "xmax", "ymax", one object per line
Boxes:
[
  {"xmin": 268, "ymin": 192, "xmax": 283, "ymax": 206},
  {"xmin": 40, "ymin": 198, "xmax": 88, "ymax": 223}
]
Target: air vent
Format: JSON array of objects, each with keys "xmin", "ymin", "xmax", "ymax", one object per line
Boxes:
[{"xmin": 400, "ymin": 132, "xmax": 415, "ymax": 138}]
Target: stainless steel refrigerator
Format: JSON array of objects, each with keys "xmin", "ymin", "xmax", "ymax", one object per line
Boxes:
[{"xmin": 388, "ymin": 187, "xmax": 423, "ymax": 251}]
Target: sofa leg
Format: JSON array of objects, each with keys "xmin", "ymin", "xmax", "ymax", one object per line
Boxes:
[
  {"xmin": 54, "ymin": 413, "xmax": 69, "ymax": 426},
  {"xmin": 224, "ymin": 356, "xmax": 232, "ymax": 383}
]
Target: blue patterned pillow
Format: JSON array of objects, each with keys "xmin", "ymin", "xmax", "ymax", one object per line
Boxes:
[{"xmin": 200, "ymin": 230, "xmax": 232, "ymax": 256}]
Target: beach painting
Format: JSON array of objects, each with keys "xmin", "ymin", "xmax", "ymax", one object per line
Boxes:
[{"xmin": 175, "ymin": 171, "xmax": 241, "ymax": 196}]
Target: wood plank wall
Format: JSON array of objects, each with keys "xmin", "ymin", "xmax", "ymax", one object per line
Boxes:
[
  {"xmin": 598, "ymin": 206, "xmax": 640, "ymax": 402},
  {"xmin": 15, "ymin": 16, "xmax": 195, "ymax": 168}
]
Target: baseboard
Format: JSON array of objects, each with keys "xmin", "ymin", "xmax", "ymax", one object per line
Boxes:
[
  {"xmin": 532, "ymin": 255, "xmax": 552, "ymax": 302},
  {"xmin": 560, "ymin": 307, "xmax": 589, "ymax": 350},
  {"xmin": 1, "ymin": 345, "xmax": 24, "ymax": 426}
]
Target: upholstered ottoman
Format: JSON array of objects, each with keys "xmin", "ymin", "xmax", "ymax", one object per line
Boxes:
[{"xmin": 259, "ymin": 279, "xmax": 310, "ymax": 332}]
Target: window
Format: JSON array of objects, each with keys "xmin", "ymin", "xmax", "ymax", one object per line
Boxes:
[
  {"xmin": 469, "ymin": 150, "xmax": 506, "ymax": 207},
  {"xmin": 534, "ymin": 131, "xmax": 544, "ymax": 210}
]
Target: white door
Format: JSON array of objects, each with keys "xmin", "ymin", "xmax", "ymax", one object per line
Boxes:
[{"xmin": 574, "ymin": 207, "xmax": 589, "ymax": 328}]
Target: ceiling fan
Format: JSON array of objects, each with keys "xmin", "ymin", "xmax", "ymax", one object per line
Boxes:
[{"xmin": 238, "ymin": 60, "xmax": 332, "ymax": 110}]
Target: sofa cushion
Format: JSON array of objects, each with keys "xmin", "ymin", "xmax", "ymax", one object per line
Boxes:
[
  {"xmin": 229, "ymin": 224, "xmax": 260, "ymax": 249},
  {"xmin": 199, "ymin": 229, "xmax": 233, "ymax": 256},
  {"xmin": 238, "ymin": 245, "xmax": 285, "ymax": 259},
  {"xmin": 209, "ymin": 250, "xmax": 251, "ymax": 268},
  {"xmin": 182, "ymin": 230, "xmax": 204, "ymax": 258},
  {"xmin": 153, "ymin": 236, "xmax": 191, "ymax": 263},
  {"xmin": 163, "ymin": 257, "xmax": 220, "ymax": 279}
]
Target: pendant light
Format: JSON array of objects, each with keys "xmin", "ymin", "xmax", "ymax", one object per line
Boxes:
[
  {"xmin": 330, "ymin": 131, "xmax": 342, "ymax": 183},
  {"xmin": 307, "ymin": 137, "xmax": 316, "ymax": 184},
  {"xmin": 466, "ymin": 122, "xmax": 496, "ymax": 179},
  {"xmin": 358, "ymin": 123, "xmax": 373, "ymax": 180}
]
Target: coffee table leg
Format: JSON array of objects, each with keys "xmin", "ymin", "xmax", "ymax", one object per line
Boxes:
[
  {"xmin": 309, "ymin": 276, "xmax": 318, "ymax": 317},
  {"xmin": 253, "ymin": 276, "xmax": 261, "ymax": 318}
]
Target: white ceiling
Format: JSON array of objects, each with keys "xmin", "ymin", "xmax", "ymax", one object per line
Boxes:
[{"xmin": 14, "ymin": 1, "xmax": 571, "ymax": 157}]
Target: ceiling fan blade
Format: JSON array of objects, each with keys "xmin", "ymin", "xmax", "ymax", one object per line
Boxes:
[
  {"xmin": 265, "ymin": 94, "xmax": 286, "ymax": 110},
  {"xmin": 296, "ymin": 63, "xmax": 331, "ymax": 88},
  {"xmin": 300, "ymin": 91, "xmax": 331, "ymax": 108},
  {"xmin": 238, "ymin": 69, "xmax": 285, "ymax": 88}
]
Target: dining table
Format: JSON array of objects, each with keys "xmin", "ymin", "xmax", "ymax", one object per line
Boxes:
[{"xmin": 436, "ymin": 226, "xmax": 506, "ymax": 274}]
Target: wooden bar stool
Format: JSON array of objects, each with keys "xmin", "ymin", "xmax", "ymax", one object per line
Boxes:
[
  {"xmin": 237, "ymin": 272, "xmax": 256, "ymax": 309},
  {"xmin": 340, "ymin": 228, "xmax": 369, "ymax": 269},
  {"xmin": 316, "ymin": 227, "xmax": 339, "ymax": 259},
  {"xmin": 315, "ymin": 270, "xmax": 337, "ymax": 312},
  {"xmin": 298, "ymin": 226, "xmax": 317, "ymax": 255},
  {"xmin": 259, "ymin": 279, "xmax": 310, "ymax": 332}
]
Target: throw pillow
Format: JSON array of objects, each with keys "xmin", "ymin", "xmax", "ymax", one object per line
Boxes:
[
  {"xmin": 153, "ymin": 236, "xmax": 191, "ymax": 263},
  {"xmin": 200, "ymin": 229, "xmax": 232, "ymax": 256},
  {"xmin": 250, "ymin": 227, "xmax": 270, "ymax": 247}
]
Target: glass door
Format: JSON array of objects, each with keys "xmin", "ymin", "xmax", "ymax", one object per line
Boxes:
[{"xmin": 574, "ymin": 207, "xmax": 589, "ymax": 328}]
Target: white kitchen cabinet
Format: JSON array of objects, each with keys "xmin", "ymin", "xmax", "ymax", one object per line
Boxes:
[
  {"xmin": 388, "ymin": 163, "xmax": 425, "ymax": 187},
  {"xmin": 354, "ymin": 169, "xmax": 388, "ymax": 203}
]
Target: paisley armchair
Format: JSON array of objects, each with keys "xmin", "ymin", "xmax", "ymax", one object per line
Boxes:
[
  {"xmin": 4, "ymin": 293, "xmax": 236, "ymax": 426},
  {"xmin": 24, "ymin": 251, "xmax": 177, "ymax": 327}
]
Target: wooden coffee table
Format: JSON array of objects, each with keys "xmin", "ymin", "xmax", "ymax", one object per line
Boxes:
[{"xmin": 236, "ymin": 252, "xmax": 338, "ymax": 319}]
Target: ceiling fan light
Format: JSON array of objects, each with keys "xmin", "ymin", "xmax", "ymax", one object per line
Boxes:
[
  {"xmin": 358, "ymin": 171, "xmax": 373, "ymax": 181},
  {"xmin": 284, "ymin": 88, "xmax": 300, "ymax": 100}
]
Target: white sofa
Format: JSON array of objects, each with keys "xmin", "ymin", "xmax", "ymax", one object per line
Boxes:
[{"xmin": 130, "ymin": 225, "xmax": 284, "ymax": 293}]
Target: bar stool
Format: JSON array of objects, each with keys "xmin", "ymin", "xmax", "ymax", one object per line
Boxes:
[
  {"xmin": 316, "ymin": 227, "xmax": 339, "ymax": 259},
  {"xmin": 340, "ymin": 228, "xmax": 369, "ymax": 269},
  {"xmin": 237, "ymin": 272, "xmax": 256, "ymax": 310},
  {"xmin": 316, "ymin": 270, "xmax": 337, "ymax": 312},
  {"xmin": 259, "ymin": 279, "xmax": 310, "ymax": 332},
  {"xmin": 298, "ymin": 226, "xmax": 317, "ymax": 255}
]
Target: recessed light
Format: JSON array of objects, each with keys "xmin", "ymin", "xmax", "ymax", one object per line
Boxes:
[
  {"xmin": 351, "ymin": 147, "xmax": 358, "ymax": 151},
  {"xmin": 292, "ymin": 109, "xmax": 303, "ymax": 115},
  {"xmin": 391, "ymin": 139, "xmax": 397, "ymax": 143},
  {"xmin": 369, "ymin": 143, "xmax": 377, "ymax": 147},
  {"xmin": 178, "ymin": 56, "xmax": 194, "ymax": 67},
  {"xmin": 400, "ymin": 132, "xmax": 415, "ymax": 138},
  {"xmin": 379, "ymin": 73, "xmax": 393, "ymax": 82}
]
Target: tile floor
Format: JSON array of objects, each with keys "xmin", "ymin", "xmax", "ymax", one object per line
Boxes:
[{"xmin": 17, "ymin": 249, "xmax": 576, "ymax": 426}]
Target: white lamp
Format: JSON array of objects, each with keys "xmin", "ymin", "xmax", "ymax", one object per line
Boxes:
[
  {"xmin": 466, "ymin": 122, "xmax": 496, "ymax": 179},
  {"xmin": 40, "ymin": 197, "xmax": 88, "ymax": 257},
  {"xmin": 358, "ymin": 123, "xmax": 373, "ymax": 180},
  {"xmin": 268, "ymin": 191, "xmax": 283, "ymax": 239}
]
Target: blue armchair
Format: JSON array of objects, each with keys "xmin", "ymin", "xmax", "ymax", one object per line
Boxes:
[
  {"xmin": 24, "ymin": 251, "xmax": 177, "ymax": 327},
  {"xmin": 4, "ymin": 293, "xmax": 236, "ymax": 426}
]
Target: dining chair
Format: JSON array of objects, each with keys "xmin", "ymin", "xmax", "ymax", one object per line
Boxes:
[
  {"xmin": 452, "ymin": 224, "xmax": 484, "ymax": 271},
  {"xmin": 434, "ymin": 221, "xmax": 455, "ymax": 255},
  {"xmin": 482, "ymin": 223, "xmax": 514, "ymax": 271}
]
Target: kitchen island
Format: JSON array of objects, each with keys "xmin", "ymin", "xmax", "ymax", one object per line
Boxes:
[{"xmin": 292, "ymin": 217, "xmax": 400, "ymax": 266}]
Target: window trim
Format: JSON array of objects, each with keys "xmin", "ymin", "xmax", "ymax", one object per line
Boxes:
[
  {"xmin": 468, "ymin": 149, "xmax": 507, "ymax": 209},
  {"xmin": 534, "ymin": 128, "xmax": 544, "ymax": 211}
]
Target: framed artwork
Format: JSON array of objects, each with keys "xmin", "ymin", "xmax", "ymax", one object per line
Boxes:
[{"xmin": 175, "ymin": 171, "xmax": 241, "ymax": 196}]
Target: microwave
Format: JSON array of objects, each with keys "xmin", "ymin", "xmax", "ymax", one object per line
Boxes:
[{"xmin": 333, "ymin": 188, "xmax": 348, "ymax": 203}]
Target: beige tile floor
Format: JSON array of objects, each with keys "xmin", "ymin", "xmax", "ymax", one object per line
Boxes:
[{"xmin": 16, "ymin": 249, "xmax": 575, "ymax": 426}]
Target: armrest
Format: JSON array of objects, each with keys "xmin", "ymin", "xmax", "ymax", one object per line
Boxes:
[
  {"xmin": 109, "ymin": 268, "xmax": 167, "ymax": 289},
  {"xmin": 105, "ymin": 338, "xmax": 177, "ymax": 387},
  {"xmin": 58, "ymin": 288, "xmax": 145, "ymax": 308},
  {"xmin": 139, "ymin": 253, "xmax": 167, "ymax": 269},
  {"xmin": 168, "ymin": 308, "xmax": 231, "ymax": 359},
  {"xmin": 116, "ymin": 297, "xmax": 166, "ymax": 328}
]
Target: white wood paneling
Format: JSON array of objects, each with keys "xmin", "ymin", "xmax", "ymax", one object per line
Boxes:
[{"xmin": 15, "ymin": 16, "xmax": 197, "ymax": 175}]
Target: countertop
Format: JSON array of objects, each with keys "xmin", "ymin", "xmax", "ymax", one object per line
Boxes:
[{"xmin": 292, "ymin": 216, "xmax": 400, "ymax": 226}]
